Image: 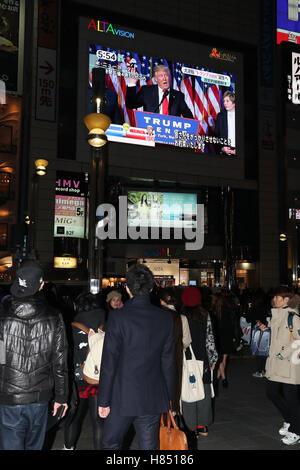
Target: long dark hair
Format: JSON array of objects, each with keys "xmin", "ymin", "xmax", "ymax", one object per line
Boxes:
[
  {"xmin": 75, "ymin": 292, "xmax": 101, "ymax": 312},
  {"xmin": 272, "ymin": 286, "xmax": 294, "ymax": 299},
  {"xmin": 213, "ymin": 292, "xmax": 235, "ymax": 319},
  {"xmin": 158, "ymin": 288, "xmax": 177, "ymax": 307},
  {"xmin": 181, "ymin": 304, "xmax": 208, "ymax": 321}
]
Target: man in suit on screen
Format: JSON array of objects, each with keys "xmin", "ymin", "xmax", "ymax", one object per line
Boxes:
[
  {"xmin": 125, "ymin": 64, "xmax": 194, "ymax": 118},
  {"xmin": 98, "ymin": 263, "xmax": 174, "ymax": 450}
]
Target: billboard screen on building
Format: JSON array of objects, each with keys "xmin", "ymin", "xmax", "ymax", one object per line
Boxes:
[
  {"xmin": 0, "ymin": 1, "xmax": 21, "ymax": 93},
  {"xmin": 88, "ymin": 44, "xmax": 237, "ymax": 157},
  {"xmin": 127, "ymin": 191, "xmax": 197, "ymax": 228},
  {"xmin": 277, "ymin": 0, "xmax": 300, "ymax": 44}
]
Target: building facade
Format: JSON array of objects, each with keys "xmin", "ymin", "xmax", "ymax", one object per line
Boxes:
[{"xmin": 1, "ymin": 0, "xmax": 298, "ymax": 291}]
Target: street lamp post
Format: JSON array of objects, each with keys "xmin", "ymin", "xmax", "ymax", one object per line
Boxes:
[
  {"xmin": 27, "ymin": 158, "xmax": 49, "ymax": 260},
  {"xmin": 224, "ymin": 186, "xmax": 234, "ymax": 290},
  {"xmin": 84, "ymin": 68, "xmax": 111, "ymax": 294}
]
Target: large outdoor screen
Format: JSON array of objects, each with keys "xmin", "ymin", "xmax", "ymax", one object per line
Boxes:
[
  {"xmin": 89, "ymin": 45, "xmax": 237, "ymax": 157},
  {"xmin": 127, "ymin": 191, "xmax": 197, "ymax": 228}
]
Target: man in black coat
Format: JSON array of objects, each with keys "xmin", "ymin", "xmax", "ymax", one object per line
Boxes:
[
  {"xmin": 98, "ymin": 264, "xmax": 174, "ymax": 450},
  {"xmin": 0, "ymin": 260, "xmax": 69, "ymax": 450},
  {"xmin": 125, "ymin": 64, "xmax": 194, "ymax": 118}
]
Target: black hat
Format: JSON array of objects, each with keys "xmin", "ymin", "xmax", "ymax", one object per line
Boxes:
[{"xmin": 10, "ymin": 260, "xmax": 44, "ymax": 298}]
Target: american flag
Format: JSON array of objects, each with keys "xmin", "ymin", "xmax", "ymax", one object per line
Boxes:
[
  {"xmin": 119, "ymin": 50, "xmax": 136, "ymax": 125},
  {"xmin": 194, "ymin": 76, "xmax": 209, "ymax": 134},
  {"xmin": 172, "ymin": 62, "xmax": 182, "ymax": 91},
  {"xmin": 207, "ymin": 83, "xmax": 221, "ymax": 122},
  {"xmin": 102, "ymin": 47, "xmax": 133, "ymax": 124},
  {"xmin": 140, "ymin": 55, "xmax": 152, "ymax": 86},
  {"xmin": 173, "ymin": 62, "xmax": 195, "ymax": 116},
  {"xmin": 180, "ymin": 67, "xmax": 195, "ymax": 117}
]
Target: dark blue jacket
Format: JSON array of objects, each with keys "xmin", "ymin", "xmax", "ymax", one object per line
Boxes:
[
  {"xmin": 126, "ymin": 84, "xmax": 194, "ymax": 118},
  {"xmin": 97, "ymin": 295, "xmax": 174, "ymax": 416},
  {"xmin": 214, "ymin": 109, "xmax": 228, "ymax": 140}
]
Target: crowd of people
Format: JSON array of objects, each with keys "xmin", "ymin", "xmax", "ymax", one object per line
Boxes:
[{"xmin": 0, "ymin": 259, "xmax": 300, "ymax": 450}]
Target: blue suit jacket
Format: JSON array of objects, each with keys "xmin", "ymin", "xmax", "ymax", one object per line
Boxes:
[
  {"xmin": 126, "ymin": 84, "xmax": 194, "ymax": 119},
  {"xmin": 97, "ymin": 295, "xmax": 174, "ymax": 416}
]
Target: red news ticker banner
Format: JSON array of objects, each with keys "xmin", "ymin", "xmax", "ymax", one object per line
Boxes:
[{"xmin": 277, "ymin": 30, "xmax": 300, "ymax": 45}]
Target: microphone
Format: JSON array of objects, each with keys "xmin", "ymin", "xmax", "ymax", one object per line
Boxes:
[{"xmin": 154, "ymin": 89, "xmax": 169, "ymax": 113}]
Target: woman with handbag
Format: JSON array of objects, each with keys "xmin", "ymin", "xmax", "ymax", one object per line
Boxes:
[
  {"xmin": 180, "ymin": 287, "xmax": 218, "ymax": 439},
  {"xmin": 158, "ymin": 288, "xmax": 191, "ymax": 415}
]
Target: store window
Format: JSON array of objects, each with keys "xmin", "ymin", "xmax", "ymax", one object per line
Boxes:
[
  {"xmin": 0, "ymin": 224, "xmax": 8, "ymax": 250},
  {"xmin": 0, "ymin": 172, "xmax": 13, "ymax": 200}
]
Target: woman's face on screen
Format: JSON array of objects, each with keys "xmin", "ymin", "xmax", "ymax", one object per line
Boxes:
[{"xmin": 223, "ymin": 96, "xmax": 235, "ymax": 111}]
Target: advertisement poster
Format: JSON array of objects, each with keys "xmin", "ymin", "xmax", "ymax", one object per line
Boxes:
[
  {"xmin": 127, "ymin": 191, "xmax": 197, "ymax": 228},
  {"xmin": 54, "ymin": 171, "xmax": 88, "ymax": 239},
  {"xmin": 54, "ymin": 195, "xmax": 85, "ymax": 238},
  {"xmin": 0, "ymin": 0, "xmax": 20, "ymax": 93}
]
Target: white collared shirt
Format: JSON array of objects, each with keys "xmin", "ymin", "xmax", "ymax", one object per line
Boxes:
[{"xmin": 227, "ymin": 109, "xmax": 235, "ymax": 147}]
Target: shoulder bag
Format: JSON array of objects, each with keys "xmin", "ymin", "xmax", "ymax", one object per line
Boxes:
[
  {"xmin": 159, "ymin": 411, "xmax": 188, "ymax": 450},
  {"xmin": 181, "ymin": 344, "xmax": 204, "ymax": 403}
]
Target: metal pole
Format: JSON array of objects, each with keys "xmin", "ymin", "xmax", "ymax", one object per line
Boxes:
[{"xmin": 88, "ymin": 67, "xmax": 107, "ymax": 293}]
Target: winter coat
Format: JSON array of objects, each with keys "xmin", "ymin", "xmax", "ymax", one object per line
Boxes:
[
  {"xmin": 185, "ymin": 312, "xmax": 218, "ymax": 383},
  {"xmin": 212, "ymin": 302, "xmax": 240, "ymax": 355},
  {"xmin": 0, "ymin": 293, "xmax": 69, "ymax": 405},
  {"xmin": 163, "ymin": 308, "xmax": 191, "ymax": 414},
  {"xmin": 97, "ymin": 295, "xmax": 174, "ymax": 416},
  {"xmin": 265, "ymin": 297, "xmax": 300, "ymax": 385},
  {"xmin": 72, "ymin": 308, "xmax": 106, "ymax": 386}
]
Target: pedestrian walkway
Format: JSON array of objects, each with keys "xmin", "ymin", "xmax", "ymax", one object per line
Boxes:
[{"xmin": 49, "ymin": 355, "xmax": 299, "ymax": 451}]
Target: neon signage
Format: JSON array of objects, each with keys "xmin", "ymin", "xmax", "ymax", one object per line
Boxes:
[{"xmin": 88, "ymin": 20, "xmax": 134, "ymax": 39}]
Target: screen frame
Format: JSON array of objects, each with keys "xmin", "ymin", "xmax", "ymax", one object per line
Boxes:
[{"xmin": 77, "ymin": 16, "xmax": 245, "ymax": 180}]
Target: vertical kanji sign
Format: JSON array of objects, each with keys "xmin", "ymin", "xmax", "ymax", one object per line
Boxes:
[
  {"xmin": 36, "ymin": 47, "xmax": 56, "ymax": 120},
  {"xmin": 292, "ymin": 52, "xmax": 300, "ymax": 104},
  {"xmin": 35, "ymin": 0, "xmax": 57, "ymax": 121}
]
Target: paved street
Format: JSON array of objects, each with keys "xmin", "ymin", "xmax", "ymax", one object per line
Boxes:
[{"xmin": 48, "ymin": 353, "xmax": 299, "ymax": 451}]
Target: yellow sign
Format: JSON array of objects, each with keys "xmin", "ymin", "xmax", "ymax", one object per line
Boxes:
[{"xmin": 54, "ymin": 257, "xmax": 77, "ymax": 269}]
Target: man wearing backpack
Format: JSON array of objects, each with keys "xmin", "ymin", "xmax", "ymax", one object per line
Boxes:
[
  {"xmin": 63, "ymin": 292, "xmax": 106, "ymax": 450},
  {"xmin": 98, "ymin": 264, "xmax": 174, "ymax": 450}
]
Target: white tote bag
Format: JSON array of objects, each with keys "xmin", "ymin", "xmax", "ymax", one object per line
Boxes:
[{"xmin": 181, "ymin": 344, "xmax": 205, "ymax": 403}]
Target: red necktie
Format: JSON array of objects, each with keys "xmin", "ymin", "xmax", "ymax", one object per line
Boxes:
[{"xmin": 162, "ymin": 92, "xmax": 169, "ymax": 115}]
